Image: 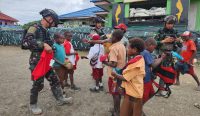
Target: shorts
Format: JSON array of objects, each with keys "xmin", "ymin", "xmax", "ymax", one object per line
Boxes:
[
  {"xmin": 175, "ymin": 62, "xmax": 195, "ymax": 75},
  {"xmin": 108, "ymin": 77, "xmax": 122, "ymax": 95},
  {"xmin": 65, "ymin": 68, "xmax": 74, "ymax": 74},
  {"xmin": 92, "ymin": 68, "xmax": 103, "ymax": 80},
  {"xmin": 143, "ymin": 81, "xmax": 155, "ymax": 103},
  {"xmin": 120, "ymin": 94, "xmax": 143, "ymax": 116},
  {"xmin": 54, "ymin": 66, "xmax": 66, "ymax": 89}
]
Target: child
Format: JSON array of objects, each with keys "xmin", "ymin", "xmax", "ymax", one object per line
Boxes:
[
  {"xmin": 81, "ymin": 34, "xmax": 105, "ymax": 92},
  {"xmin": 141, "ymin": 38, "xmax": 165, "ymax": 116},
  {"xmin": 175, "ymin": 31, "xmax": 200, "ymax": 91},
  {"xmin": 84, "ymin": 23, "xmax": 128, "ymax": 54},
  {"xmin": 111, "ymin": 38, "xmax": 145, "ymax": 116},
  {"xmin": 102, "ymin": 29, "xmax": 126, "ymax": 116},
  {"xmin": 53, "ymin": 33, "xmax": 66, "ymax": 91},
  {"xmin": 63, "ymin": 31, "xmax": 81, "ymax": 91},
  {"xmin": 141, "ymin": 38, "xmax": 165, "ymax": 103},
  {"xmin": 141, "ymin": 38, "xmax": 156, "ymax": 104},
  {"xmin": 52, "ymin": 33, "xmax": 73, "ymax": 101}
]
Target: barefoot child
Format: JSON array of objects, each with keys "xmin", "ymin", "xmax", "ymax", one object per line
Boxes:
[
  {"xmin": 81, "ymin": 34, "xmax": 105, "ymax": 92},
  {"xmin": 175, "ymin": 31, "xmax": 200, "ymax": 91},
  {"xmin": 52, "ymin": 33, "xmax": 73, "ymax": 102},
  {"xmin": 102, "ymin": 29, "xmax": 126, "ymax": 116},
  {"xmin": 53, "ymin": 33, "xmax": 74, "ymax": 96},
  {"xmin": 63, "ymin": 31, "xmax": 81, "ymax": 91},
  {"xmin": 111, "ymin": 38, "xmax": 145, "ymax": 116}
]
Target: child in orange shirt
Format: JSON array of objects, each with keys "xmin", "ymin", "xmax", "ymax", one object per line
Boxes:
[
  {"xmin": 112, "ymin": 38, "xmax": 145, "ymax": 116},
  {"xmin": 175, "ymin": 31, "xmax": 200, "ymax": 91},
  {"xmin": 102, "ymin": 29, "xmax": 126, "ymax": 116}
]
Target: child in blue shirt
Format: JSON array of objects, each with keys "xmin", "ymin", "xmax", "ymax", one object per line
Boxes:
[
  {"xmin": 141, "ymin": 38, "xmax": 165, "ymax": 103},
  {"xmin": 53, "ymin": 33, "xmax": 70, "ymax": 96}
]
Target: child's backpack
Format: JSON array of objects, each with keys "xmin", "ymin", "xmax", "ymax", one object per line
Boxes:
[
  {"xmin": 153, "ymin": 64, "xmax": 177, "ymax": 98},
  {"xmin": 90, "ymin": 45, "xmax": 100, "ymax": 67}
]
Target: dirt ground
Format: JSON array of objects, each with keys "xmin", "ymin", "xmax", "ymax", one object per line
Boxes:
[{"xmin": 0, "ymin": 46, "xmax": 200, "ymax": 116}]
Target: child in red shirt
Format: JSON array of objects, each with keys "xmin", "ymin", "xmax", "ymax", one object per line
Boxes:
[
  {"xmin": 63, "ymin": 31, "xmax": 81, "ymax": 91},
  {"xmin": 175, "ymin": 31, "xmax": 200, "ymax": 91}
]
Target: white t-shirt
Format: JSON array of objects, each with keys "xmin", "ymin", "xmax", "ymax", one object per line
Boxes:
[
  {"xmin": 65, "ymin": 42, "xmax": 75, "ymax": 65},
  {"xmin": 87, "ymin": 44, "xmax": 104, "ymax": 68}
]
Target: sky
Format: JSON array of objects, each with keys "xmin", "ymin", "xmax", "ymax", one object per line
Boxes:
[{"xmin": 0, "ymin": 0, "xmax": 94, "ymax": 24}]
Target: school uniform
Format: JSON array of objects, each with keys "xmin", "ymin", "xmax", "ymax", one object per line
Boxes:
[
  {"xmin": 87, "ymin": 44, "xmax": 104, "ymax": 80},
  {"xmin": 107, "ymin": 42, "xmax": 126, "ymax": 95},
  {"xmin": 120, "ymin": 55, "xmax": 145, "ymax": 116},
  {"xmin": 63, "ymin": 40, "xmax": 79, "ymax": 70}
]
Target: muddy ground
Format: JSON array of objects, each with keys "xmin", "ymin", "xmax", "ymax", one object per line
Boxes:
[{"xmin": 0, "ymin": 46, "xmax": 200, "ymax": 116}]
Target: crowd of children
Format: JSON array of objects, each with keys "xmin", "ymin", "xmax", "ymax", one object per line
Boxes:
[
  {"xmin": 25, "ymin": 11, "xmax": 200, "ymax": 115},
  {"xmin": 49, "ymin": 24, "xmax": 200, "ymax": 116}
]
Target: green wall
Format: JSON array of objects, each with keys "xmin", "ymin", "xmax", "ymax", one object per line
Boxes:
[
  {"xmin": 105, "ymin": 10, "xmax": 112, "ymax": 27},
  {"xmin": 166, "ymin": 0, "xmax": 172, "ymax": 15},
  {"xmin": 125, "ymin": 3, "xmax": 130, "ymax": 18},
  {"xmin": 193, "ymin": 0, "xmax": 200, "ymax": 31}
]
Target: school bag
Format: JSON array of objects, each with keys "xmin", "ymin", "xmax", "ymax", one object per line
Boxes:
[
  {"xmin": 152, "ymin": 52, "xmax": 178, "ymax": 98},
  {"xmin": 90, "ymin": 45, "xmax": 100, "ymax": 67}
]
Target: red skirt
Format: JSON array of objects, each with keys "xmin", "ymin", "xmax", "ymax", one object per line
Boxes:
[{"xmin": 92, "ymin": 68, "xmax": 103, "ymax": 80}]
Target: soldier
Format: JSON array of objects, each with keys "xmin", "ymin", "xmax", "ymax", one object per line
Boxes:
[
  {"xmin": 91, "ymin": 17, "xmax": 105, "ymax": 37},
  {"xmin": 154, "ymin": 15, "xmax": 182, "ymax": 96},
  {"xmin": 22, "ymin": 9, "xmax": 72, "ymax": 115},
  {"xmin": 155, "ymin": 15, "xmax": 182, "ymax": 55}
]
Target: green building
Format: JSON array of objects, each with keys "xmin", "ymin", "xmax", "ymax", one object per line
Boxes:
[{"xmin": 91, "ymin": 0, "xmax": 200, "ymax": 31}]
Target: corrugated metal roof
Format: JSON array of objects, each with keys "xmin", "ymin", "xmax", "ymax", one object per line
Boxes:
[
  {"xmin": 59, "ymin": 7, "xmax": 105, "ymax": 19},
  {"xmin": 0, "ymin": 12, "xmax": 18, "ymax": 22},
  {"xmin": 90, "ymin": 0, "xmax": 102, "ymax": 2}
]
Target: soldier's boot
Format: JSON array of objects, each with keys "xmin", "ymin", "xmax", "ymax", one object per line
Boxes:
[
  {"xmin": 30, "ymin": 84, "xmax": 43, "ymax": 115},
  {"xmin": 29, "ymin": 104, "xmax": 42, "ymax": 115},
  {"xmin": 51, "ymin": 86, "xmax": 73, "ymax": 106}
]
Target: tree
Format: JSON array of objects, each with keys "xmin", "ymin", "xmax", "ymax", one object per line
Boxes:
[{"xmin": 22, "ymin": 20, "xmax": 40, "ymax": 30}]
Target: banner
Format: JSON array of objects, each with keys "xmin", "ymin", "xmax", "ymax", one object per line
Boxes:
[
  {"xmin": 112, "ymin": 3, "xmax": 125, "ymax": 27},
  {"xmin": 171, "ymin": 0, "xmax": 189, "ymax": 24}
]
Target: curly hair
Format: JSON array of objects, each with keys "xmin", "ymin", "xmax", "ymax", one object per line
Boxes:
[
  {"xmin": 54, "ymin": 33, "xmax": 63, "ymax": 40},
  {"xmin": 129, "ymin": 38, "xmax": 145, "ymax": 53}
]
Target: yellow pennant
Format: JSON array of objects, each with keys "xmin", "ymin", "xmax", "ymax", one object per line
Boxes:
[
  {"xmin": 176, "ymin": 0, "xmax": 183, "ymax": 23},
  {"xmin": 115, "ymin": 4, "xmax": 121, "ymax": 25}
]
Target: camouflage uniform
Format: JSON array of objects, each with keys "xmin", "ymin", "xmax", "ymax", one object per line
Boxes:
[
  {"xmin": 91, "ymin": 27, "xmax": 106, "ymax": 38},
  {"xmin": 155, "ymin": 28, "xmax": 182, "ymax": 66},
  {"xmin": 22, "ymin": 23, "xmax": 60, "ymax": 105}
]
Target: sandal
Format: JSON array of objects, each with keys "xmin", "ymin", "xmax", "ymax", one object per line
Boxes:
[{"xmin": 155, "ymin": 92, "xmax": 165, "ymax": 97}]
